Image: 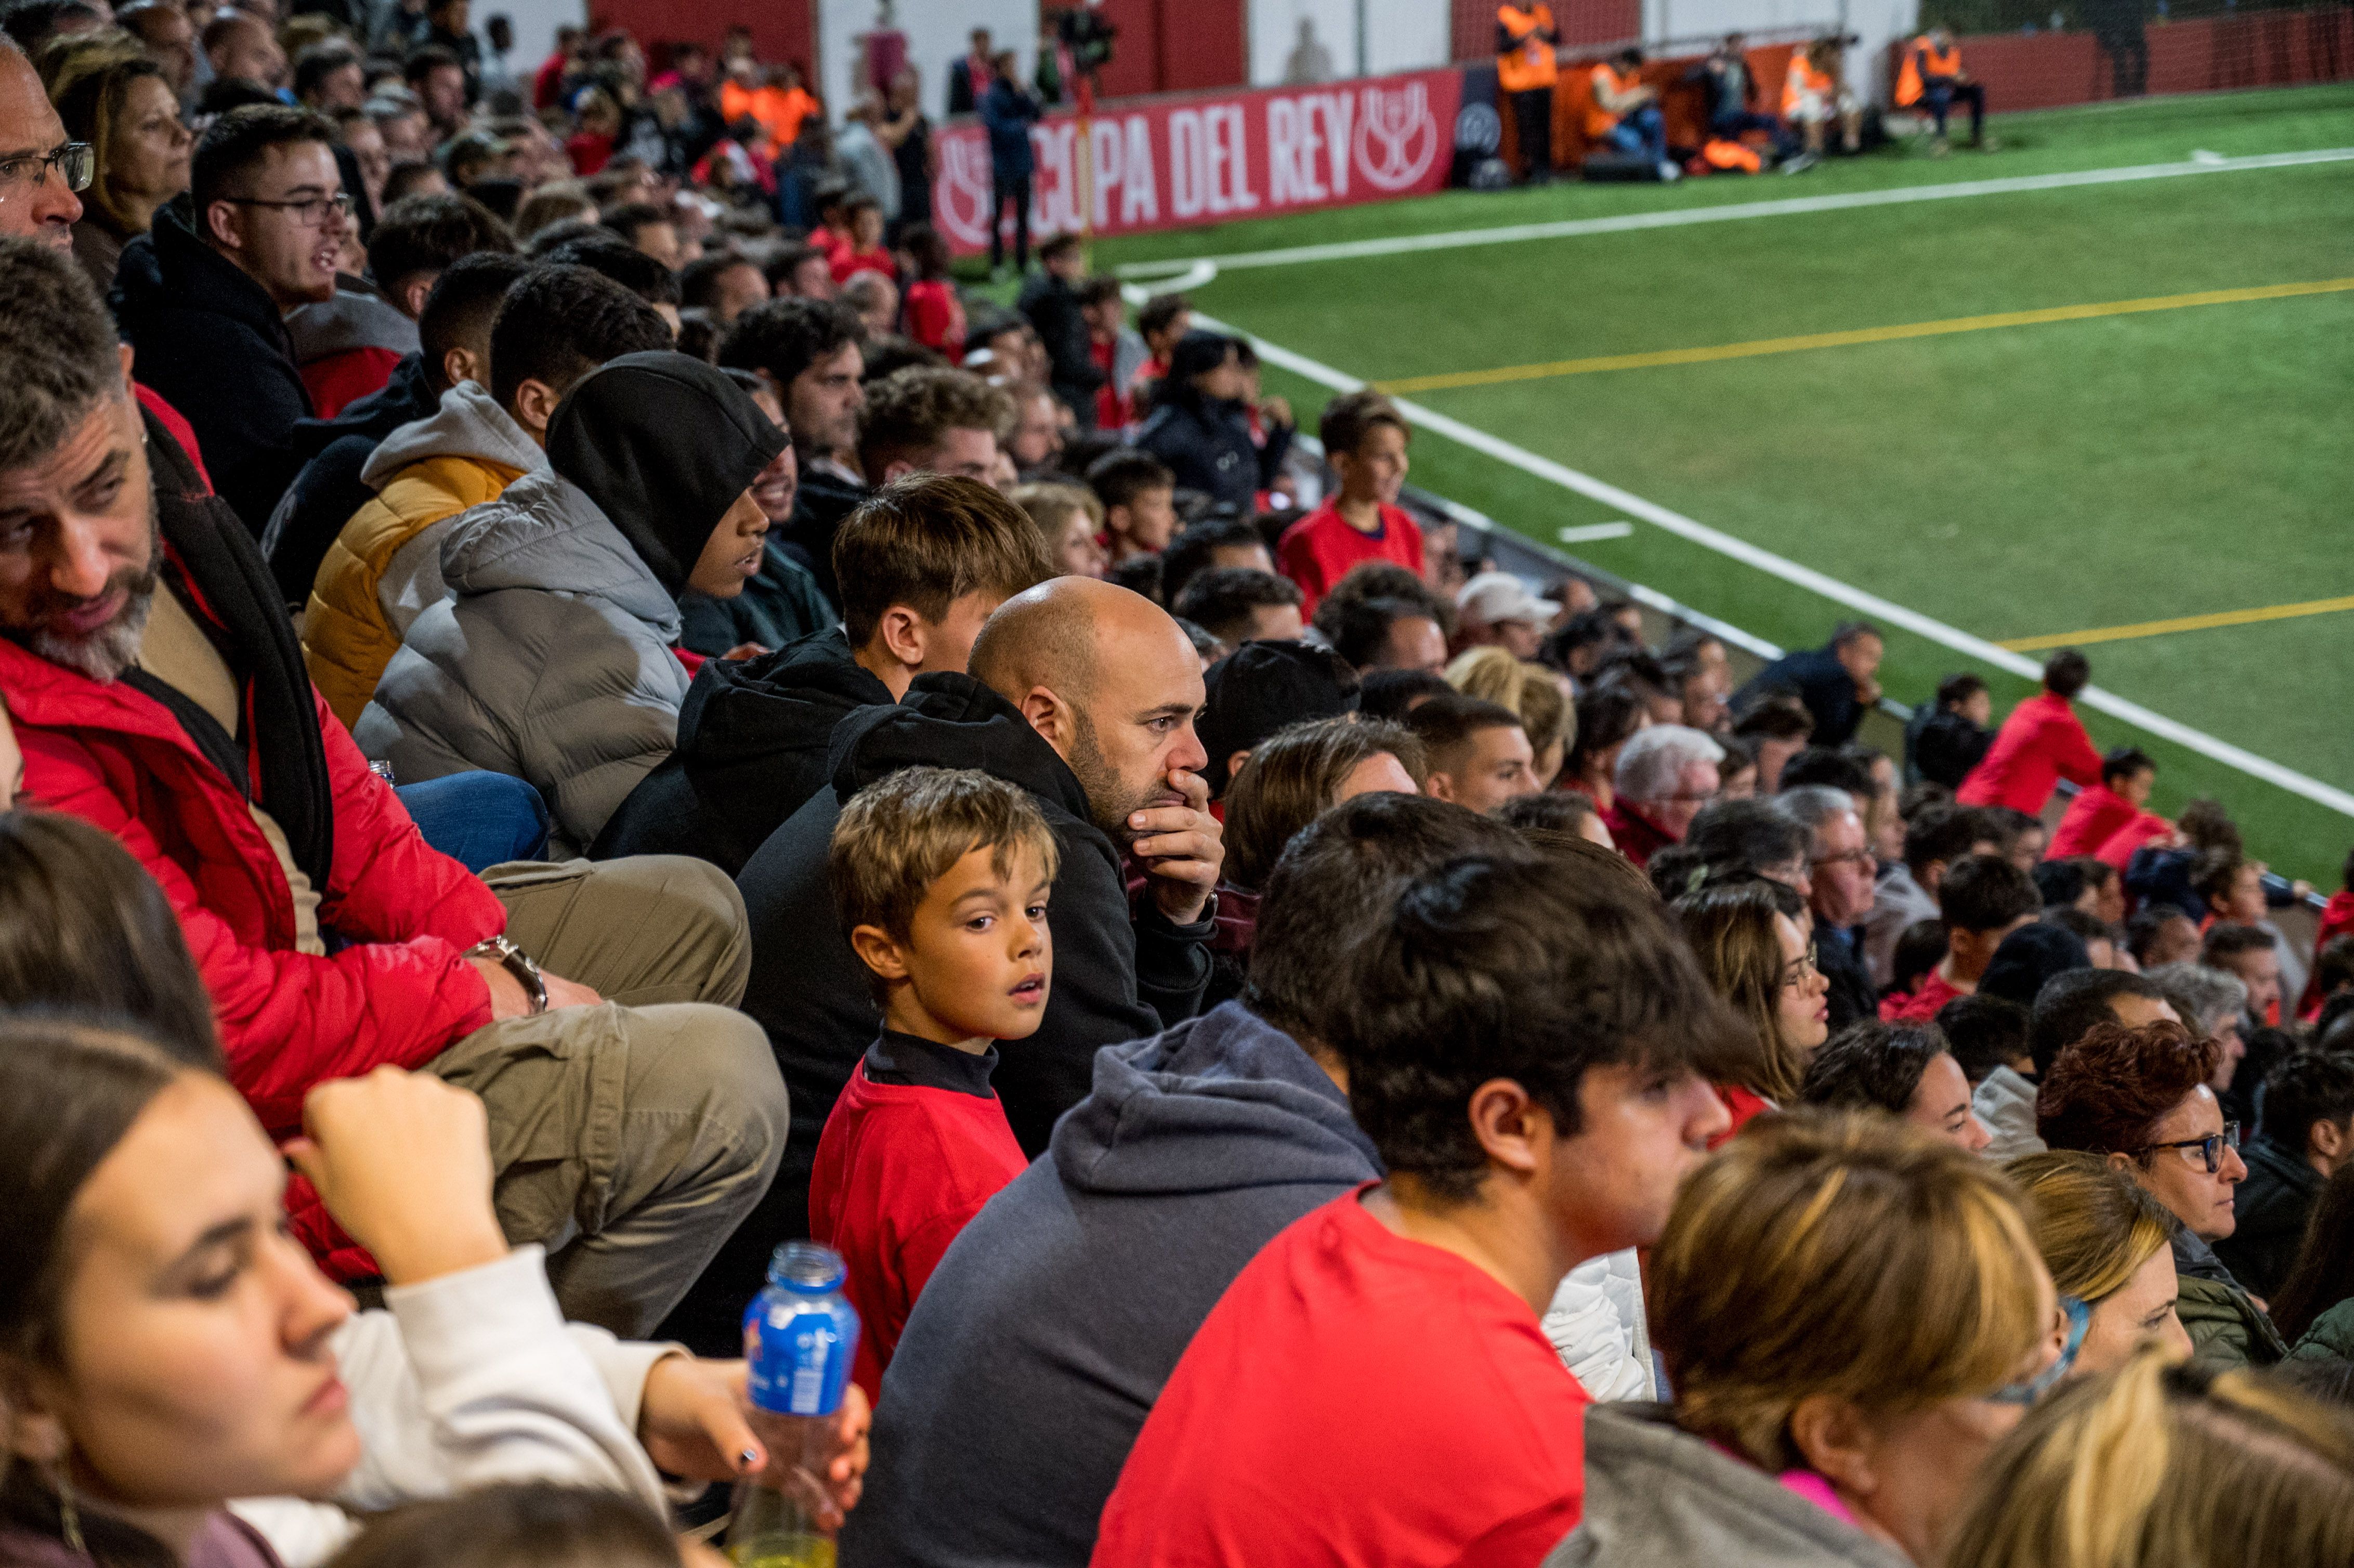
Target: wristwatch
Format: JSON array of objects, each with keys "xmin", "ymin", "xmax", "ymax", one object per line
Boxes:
[{"xmin": 466, "ymin": 934, "xmax": 547, "ymax": 1016}]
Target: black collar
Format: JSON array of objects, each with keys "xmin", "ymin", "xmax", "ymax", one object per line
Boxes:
[{"xmin": 864, "ymin": 1030, "xmax": 1000, "ymax": 1099}]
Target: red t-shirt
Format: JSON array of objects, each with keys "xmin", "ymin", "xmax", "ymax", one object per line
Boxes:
[
  {"xmin": 1957, "ymin": 691, "xmax": 2101, "ymax": 814},
  {"xmin": 904, "ymin": 278, "xmax": 966, "ymax": 356},
  {"xmin": 1275, "ymin": 500, "xmax": 1427, "ymax": 616},
  {"xmin": 1092, "ymin": 1186, "xmax": 1590, "ymax": 1566},
  {"xmin": 1709, "ymin": 1082, "xmax": 1773, "ymax": 1149},
  {"xmin": 1091, "ymin": 337, "xmax": 1131, "ymax": 430},
  {"xmin": 807, "ymin": 1037, "xmax": 1027, "ymax": 1404},
  {"xmin": 830, "ymin": 244, "xmax": 896, "ymax": 284},
  {"xmin": 1881, "ymin": 968, "xmax": 1964, "ymax": 1023}
]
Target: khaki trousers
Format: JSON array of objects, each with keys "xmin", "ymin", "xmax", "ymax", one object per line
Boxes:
[{"xmin": 426, "ymin": 856, "xmax": 786, "ymax": 1338}]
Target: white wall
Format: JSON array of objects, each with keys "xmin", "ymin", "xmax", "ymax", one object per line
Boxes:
[
  {"xmin": 1640, "ymin": 0, "xmax": 1917, "ymax": 101},
  {"xmin": 818, "ymin": 0, "xmax": 1038, "ymax": 120},
  {"xmin": 481, "ymin": 0, "xmax": 581, "ymax": 82},
  {"xmin": 1247, "ymin": 0, "xmax": 1450, "ymax": 87}
]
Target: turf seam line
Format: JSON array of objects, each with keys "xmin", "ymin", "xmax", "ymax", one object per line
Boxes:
[
  {"xmin": 1113, "ymin": 147, "xmax": 2354, "ymax": 275},
  {"xmin": 1187, "ymin": 310, "xmax": 2354, "ymax": 820},
  {"xmin": 2000, "ymin": 595, "xmax": 2354, "ymax": 652},
  {"xmin": 1374, "ymin": 278, "xmax": 2354, "ymax": 391}
]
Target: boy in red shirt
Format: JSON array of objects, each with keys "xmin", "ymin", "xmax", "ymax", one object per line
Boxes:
[
  {"xmin": 810, "ymin": 766, "xmax": 1058, "ymax": 1402},
  {"xmin": 1957, "ymin": 647, "xmax": 2103, "ymax": 814},
  {"xmin": 1881, "ymin": 854, "xmax": 2039, "ymax": 1023},
  {"xmin": 829, "ymin": 194, "xmax": 897, "ymax": 284},
  {"xmin": 1093, "ymin": 855, "xmax": 1744, "ymax": 1566},
  {"xmin": 1278, "ymin": 390, "xmax": 1426, "ymax": 615}
]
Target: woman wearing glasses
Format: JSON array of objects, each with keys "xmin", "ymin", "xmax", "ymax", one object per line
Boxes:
[
  {"xmin": 1550, "ymin": 1112, "xmax": 2062, "ymax": 1567},
  {"xmin": 45, "ymin": 33, "xmax": 191, "ymax": 294},
  {"xmin": 1675, "ymin": 878, "xmax": 1833, "ymax": 1144},
  {"xmin": 2004, "ymin": 1152, "xmax": 2197, "ymax": 1377},
  {"xmin": 2035, "ymin": 1019, "xmax": 2288, "ymax": 1368}
]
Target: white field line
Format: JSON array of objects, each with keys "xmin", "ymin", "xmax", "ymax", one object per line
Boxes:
[
  {"xmin": 1188, "ymin": 309, "xmax": 2354, "ymax": 819},
  {"xmin": 1113, "ymin": 147, "xmax": 2354, "ymax": 275}
]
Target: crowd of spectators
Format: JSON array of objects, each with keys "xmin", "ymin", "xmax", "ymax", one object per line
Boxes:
[{"xmin": 0, "ymin": 3, "xmax": 2351, "ymax": 1564}]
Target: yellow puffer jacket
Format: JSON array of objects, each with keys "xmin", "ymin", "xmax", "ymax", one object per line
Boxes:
[{"xmin": 302, "ymin": 384, "xmax": 544, "ymax": 727}]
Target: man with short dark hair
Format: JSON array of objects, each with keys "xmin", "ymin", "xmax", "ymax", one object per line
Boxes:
[
  {"xmin": 1965, "ymin": 965, "xmax": 2179, "ymax": 1159},
  {"xmin": 720, "ymin": 296, "xmax": 867, "ymax": 599},
  {"xmin": 1095, "ymin": 853, "xmax": 1743, "ymax": 1559},
  {"xmin": 1884, "ymin": 851, "xmax": 2041, "ymax": 1022},
  {"xmin": 843, "ymin": 794, "xmax": 1529, "ymax": 1568},
  {"xmin": 203, "ymin": 8, "xmax": 286, "ymax": 92},
  {"xmin": 1959, "ymin": 646, "xmax": 2102, "ymax": 813},
  {"xmin": 114, "ymin": 104, "xmax": 348, "ymax": 534},
  {"xmin": 1196, "ymin": 638, "xmax": 1358, "ymax": 796},
  {"xmin": 1732, "ymin": 621, "xmax": 1882, "ymax": 749},
  {"xmin": 681, "ymin": 250, "xmax": 767, "ymax": 323},
  {"xmin": 2205, "ymin": 922, "xmax": 2284, "ymax": 1029},
  {"xmin": 856, "ymin": 365, "xmax": 1012, "ymax": 487},
  {"xmin": 1862, "ymin": 801, "xmax": 1999, "ymax": 986},
  {"xmin": 535, "ymin": 228, "xmax": 683, "ymax": 329},
  {"xmin": 2220, "ymin": 1050, "xmax": 2354, "ymax": 1297},
  {"xmin": 294, "ymin": 40, "xmax": 367, "ymax": 111},
  {"xmin": 765, "ymin": 240, "xmax": 834, "ymax": 300},
  {"xmin": 405, "ymin": 41, "xmax": 469, "ymax": 138},
  {"xmin": 1323, "ymin": 592, "xmax": 1447, "ymax": 676},
  {"xmin": 119, "ymin": 2, "xmax": 198, "ymax": 97},
  {"xmin": 1171, "ymin": 567, "xmax": 1303, "ymax": 649},
  {"xmin": 600, "ymin": 198, "xmax": 680, "ymax": 270},
  {"xmin": 1406, "ymin": 692, "xmax": 1539, "ymax": 815},
  {"xmin": 1157, "ymin": 516, "xmax": 1271, "ymax": 605}
]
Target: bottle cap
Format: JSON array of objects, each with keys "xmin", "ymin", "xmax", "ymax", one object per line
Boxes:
[{"xmin": 766, "ymin": 1239, "xmax": 846, "ymax": 1294}]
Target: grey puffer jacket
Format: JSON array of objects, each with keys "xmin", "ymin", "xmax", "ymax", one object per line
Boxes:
[
  {"xmin": 1547, "ymin": 1405, "xmax": 1912, "ymax": 1568},
  {"xmin": 354, "ymin": 469, "xmax": 689, "ymax": 856}
]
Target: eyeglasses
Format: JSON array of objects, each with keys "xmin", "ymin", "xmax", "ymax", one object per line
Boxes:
[
  {"xmin": 220, "ymin": 191, "xmax": 355, "ymax": 227},
  {"xmin": 0, "ymin": 142, "xmax": 94, "ymax": 193},
  {"xmin": 1989, "ymin": 1296, "xmax": 2089, "ymax": 1406},
  {"xmin": 2137, "ymin": 1121, "xmax": 2241, "ymax": 1174},
  {"xmin": 1779, "ymin": 945, "xmax": 1821, "ymax": 992},
  {"xmin": 1809, "ymin": 847, "xmax": 1876, "ymax": 869}
]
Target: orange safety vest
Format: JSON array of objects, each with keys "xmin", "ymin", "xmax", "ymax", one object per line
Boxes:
[
  {"xmin": 1894, "ymin": 37, "xmax": 1960, "ymax": 106},
  {"xmin": 1782, "ymin": 51, "xmax": 1829, "ymax": 115},
  {"xmin": 1585, "ymin": 62, "xmax": 1641, "ymax": 137},
  {"xmin": 1496, "ymin": 5, "xmax": 1558, "ymax": 92}
]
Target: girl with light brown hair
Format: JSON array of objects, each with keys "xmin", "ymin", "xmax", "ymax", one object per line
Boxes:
[{"xmin": 1675, "ymin": 878, "xmax": 1832, "ymax": 1126}]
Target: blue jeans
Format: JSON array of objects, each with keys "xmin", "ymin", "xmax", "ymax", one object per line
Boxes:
[
  {"xmin": 1607, "ymin": 105, "xmax": 1667, "ymax": 165},
  {"xmin": 397, "ymin": 772, "xmax": 550, "ymax": 872}
]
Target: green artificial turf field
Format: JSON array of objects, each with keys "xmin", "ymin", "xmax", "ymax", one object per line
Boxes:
[{"xmin": 1095, "ymin": 85, "xmax": 2354, "ymax": 882}]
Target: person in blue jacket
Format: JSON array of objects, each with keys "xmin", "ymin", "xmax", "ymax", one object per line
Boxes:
[{"xmin": 978, "ymin": 49, "xmax": 1039, "ymax": 275}]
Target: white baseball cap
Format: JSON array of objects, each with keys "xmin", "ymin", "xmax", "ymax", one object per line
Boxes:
[{"xmin": 1455, "ymin": 571, "xmax": 1561, "ymax": 628}]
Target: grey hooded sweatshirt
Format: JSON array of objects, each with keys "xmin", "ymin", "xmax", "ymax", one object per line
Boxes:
[
  {"xmin": 839, "ymin": 1000, "xmax": 1381, "ymax": 1568},
  {"xmin": 354, "ymin": 469, "xmax": 690, "ymax": 856},
  {"xmin": 1547, "ymin": 1405, "xmax": 1913, "ymax": 1568},
  {"xmin": 361, "ymin": 381, "xmax": 548, "ymax": 641}
]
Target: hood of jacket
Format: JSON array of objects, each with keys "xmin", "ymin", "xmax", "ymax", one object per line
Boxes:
[
  {"xmin": 1557, "ymin": 1404, "xmax": 1912, "ymax": 1568},
  {"xmin": 1048, "ymin": 1000, "xmax": 1380, "ymax": 1199},
  {"xmin": 285, "ymin": 283, "xmax": 422, "ymax": 364},
  {"xmin": 362, "ymin": 381, "xmax": 547, "ymax": 490},
  {"xmin": 823, "ymin": 670, "xmax": 1093, "ymax": 824},
  {"xmin": 675, "ymin": 626, "xmax": 892, "ymax": 773},
  {"xmin": 437, "ymin": 467, "xmax": 682, "ymax": 639},
  {"xmin": 2173, "ymin": 1224, "xmax": 2242, "ymax": 1288},
  {"xmin": 113, "ymin": 201, "xmax": 293, "ymax": 356}
]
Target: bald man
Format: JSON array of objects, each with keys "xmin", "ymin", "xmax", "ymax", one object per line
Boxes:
[{"xmin": 675, "ymin": 578, "xmax": 1222, "ymax": 1355}]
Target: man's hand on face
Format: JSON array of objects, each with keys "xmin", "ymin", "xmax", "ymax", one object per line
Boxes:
[{"xmin": 1128, "ymin": 766, "xmax": 1224, "ymax": 924}]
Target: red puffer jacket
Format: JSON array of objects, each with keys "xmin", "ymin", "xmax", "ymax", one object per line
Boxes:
[{"xmin": 1, "ymin": 639, "xmax": 506, "ymax": 1139}]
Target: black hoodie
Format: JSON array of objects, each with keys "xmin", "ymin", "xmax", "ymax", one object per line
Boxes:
[
  {"xmin": 1135, "ymin": 383, "xmax": 1292, "ymax": 514},
  {"xmin": 260, "ymin": 351, "xmax": 438, "ymax": 603},
  {"xmin": 590, "ymin": 628, "xmax": 893, "ymax": 873},
  {"xmin": 113, "ymin": 201, "xmax": 315, "ymax": 540},
  {"xmin": 665, "ymin": 673, "xmax": 1213, "ymax": 1355}
]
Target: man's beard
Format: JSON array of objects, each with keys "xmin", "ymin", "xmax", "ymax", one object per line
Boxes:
[
  {"xmin": 1066, "ymin": 708, "xmax": 1163, "ymax": 849},
  {"xmin": 4, "ymin": 509, "xmax": 163, "ymax": 684}
]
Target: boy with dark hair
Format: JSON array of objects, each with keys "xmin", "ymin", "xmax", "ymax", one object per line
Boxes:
[
  {"xmin": 1959, "ymin": 646, "xmax": 2102, "ymax": 813},
  {"xmin": 1019, "ymin": 232, "xmax": 1104, "ymax": 424},
  {"xmin": 1094, "ymin": 855, "xmax": 1743, "ymax": 1559},
  {"xmin": 1731, "ymin": 697, "xmax": 1813, "ymax": 792},
  {"xmin": 1133, "ymin": 290, "xmax": 1192, "ymax": 390},
  {"xmin": 814, "ymin": 766, "xmax": 1060, "ymax": 1402},
  {"xmin": 1170, "ymin": 567, "xmax": 1304, "ymax": 649},
  {"xmin": 599, "ymin": 199, "xmax": 682, "ymax": 270},
  {"xmin": 535, "ymin": 229, "xmax": 685, "ymax": 325},
  {"xmin": 1085, "ymin": 446, "xmax": 1179, "ymax": 560},
  {"xmin": 1881, "ymin": 852, "xmax": 2040, "ymax": 1022},
  {"xmin": 1937, "ymin": 992, "xmax": 2031, "ymax": 1085},
  {"xmin": 1158, "ymin": 514, "xmax": 1274, "ymax": 604},
  {"xmin": 720, "ymin": 295, "xmax": 869, "ymax": 598},
  {"xmin": 2051, "ymin": 743, "xmax": 2170, "ymax": 868},
  {"xmin": 1325, "ymin": 594, "xmax": 1449, "ymax": 676},
  {"xmin": 366, "ymin": 191, "xmax": 518, "ymax": 317},
  {"xmin": 1275, "ymin": 390, "xmax": 1423, "ymax": 613},
  {"xmin": 1904, "ymin": 669, "xmax": 1993, "ymax": 788},
  {"xmin": 1862, "ymin": 800, "xmax": 2000, "ymax": 985},
  {"xmin": 2218, "ymin": 1050, "xmax": 2354, "ymax": 1298},
  {"xmin": 1405, "ymin": 692, "xmax": 1540, "ymax": 815}
]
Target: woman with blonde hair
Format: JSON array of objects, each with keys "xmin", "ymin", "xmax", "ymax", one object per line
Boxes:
[
  {"xmin": 2004, "ymin": 1151, "xmax": 2195, "ymax": 1377},
  {"xmin": 1445, "ymin": 647, "xmax": 1574, "ymax": 788},
  {"xmin": 45, "ymin": 32, "xmax": 192, "ymax": 293},
  {"xmin": 1941, "ymin": 1344, "xmax": 2354, "ymax": 1568},
  {"xmin": 1676, "ymin": 878, "xmax": 1832, "ymax": 1134},
  {"xmin": 1008, "ymin": 481, "xmax": 1108, "ymax": 581},
  {"xmin": 1554, "ymin": 1110, "xmax": 2060, "ymax": 1567}
]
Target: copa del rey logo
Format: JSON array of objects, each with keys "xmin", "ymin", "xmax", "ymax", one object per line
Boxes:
[{"xmin": 934, "ymin": 72, "xmax": 1449, "ymax": 250}]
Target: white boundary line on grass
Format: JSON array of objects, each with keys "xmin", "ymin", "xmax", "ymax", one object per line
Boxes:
[
  {"xmin": 1172, "ymin": 303, "xmax": 2354, "ymax": 818},
  {"xmin": 1114, "ymin": 147, "xmax": 2354, "ymax": 275}
]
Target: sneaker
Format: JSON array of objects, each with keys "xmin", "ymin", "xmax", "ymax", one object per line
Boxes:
[
  {"xmin": 1780, "ymin": 151, "xmax": 1820, "ymax": 175},
  {"xmin": 1657, "ymin": 160, "xmax": 1682, "ymax": 182},
  {"xmin": 1929, "ymin": 135, "xmax": 1951, "ymax": 158}
]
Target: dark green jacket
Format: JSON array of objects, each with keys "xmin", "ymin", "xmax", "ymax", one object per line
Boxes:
[
  {"xmin": 2288, "ymin": 1299, "xmax": 2354, "ymax": 1363},
  {"xmin": 2175, "ymin": 1230, "xmax": 2288, "ymax": 1369}
]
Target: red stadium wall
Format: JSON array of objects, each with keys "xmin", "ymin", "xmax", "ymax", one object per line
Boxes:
[
  {"xmin": 1069, "ymin": 0, "xmax": 1250, "ymax": 97},
  {"xmin": 1451, "ymin": 0, "xmax": 1644, "ymax": 61},
  {"xmin": 1904, "ymin": 6, "xmax": 2353, "ymax": 111},
  {"xmin": 590, "ymin": 0, "xmax": 816, "ymax": 75}
]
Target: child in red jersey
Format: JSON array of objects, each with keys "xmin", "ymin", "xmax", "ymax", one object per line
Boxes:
[
  {"xmin": 1277, "ymin": 390, "xmax": 1424, "ymax": 615},
  {"xmin": 810, "ymin": 766, "xmax": 1058, "ymax": 1402}
]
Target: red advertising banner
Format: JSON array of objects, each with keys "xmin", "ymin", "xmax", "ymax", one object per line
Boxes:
[{"xmin": 931, "ymin": 67, "xmax": 1464, "ymax": 255}]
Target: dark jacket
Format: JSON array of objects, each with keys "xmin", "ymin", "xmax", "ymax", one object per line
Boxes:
[
  {"xmin": 677, "ymin": 538, "xmax": 836, "ymax": 658},
  {"xmin": 1019, "ymin": 271, "xmax": 1104, "ymax": 426},
  {"xmin": 590, "ymin": 628, "xmax": 891, "ymax": 873},
  {"xmin": 261, "ymin": 352, "xmax": 440, "ymax": 604},
  {"xmin": 1734, "ymin": 641, "xmax": 1868, "ymax": 748},
  {"xmin": 1904, "ymin": 704, "xmax": 1993, "ymax": 789},
  {"xmin": 2126, "ymin": 844, "xmax": 2208, "ymax": 923},
  {"xmin": 979, "ymin": 77, "xmax": 1041, "ymax": 177},
  {"xmin": 1817, "ymin": 922, "xmax": 1878, "ymax": 1035},
  {"xmin": 671, "ymin": 674, "xmax": 1214, "ymax": 1357},
  {"xmin": 1136, "ymin": 388, "xmax": 1293, "ymax": 515},
  {"xmin": 840, "ymin": 1001, "xmax": 1379, "ymax": 1568},
  {"xmin": 2216, "ymin": 1134, "xmax": 2323, "ymax": 1302},
  {"xmin": 776, "ymin": 464, "xmax": 871, "ymax": 605},
  {"xmin": 113, "ymin": 202, "xmax": 315, "ymax": 540},
  {"xmin": 2174, "ymin": 1227, "xmax": 2288, "ymax": 1369}
]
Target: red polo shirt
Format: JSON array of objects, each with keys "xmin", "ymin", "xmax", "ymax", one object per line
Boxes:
[{"xmin": 1276, "ymin": 501, "xmax": 1427, "ymax": 615}]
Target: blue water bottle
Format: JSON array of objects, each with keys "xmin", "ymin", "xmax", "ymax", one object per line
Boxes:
[{"xmin": 726, "ymin": 1242, "xmax": 861, "ymax": 1568}]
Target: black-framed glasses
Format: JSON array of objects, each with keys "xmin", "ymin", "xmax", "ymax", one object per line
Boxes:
[
  {"xmin": 0, "ymin": 142, "xmax": 94, "ymax": 192},
  {"xmin": 2137, "ymin": 1121, "xmax": 2240, "ymax": 1174},
  {"xmin": 221, "ymin": 191, "xmax": 355, "ymax": 226}
]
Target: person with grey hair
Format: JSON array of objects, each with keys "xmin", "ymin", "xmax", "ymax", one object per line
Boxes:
[
  {"xmin": 2149, "ymin": 960, "xmax": 2251, "ymax": 1100},
  {"xmin": 1780, "ymin": 782, "xmax": 1884, "ymax": 1030},
  {"xmin": 1602, "ymin": 723, "xmax": 1722, "ymax": 867},
  {"xmin": 841, "ymin": 266, "xmax": 900, "ymax": 338}
]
